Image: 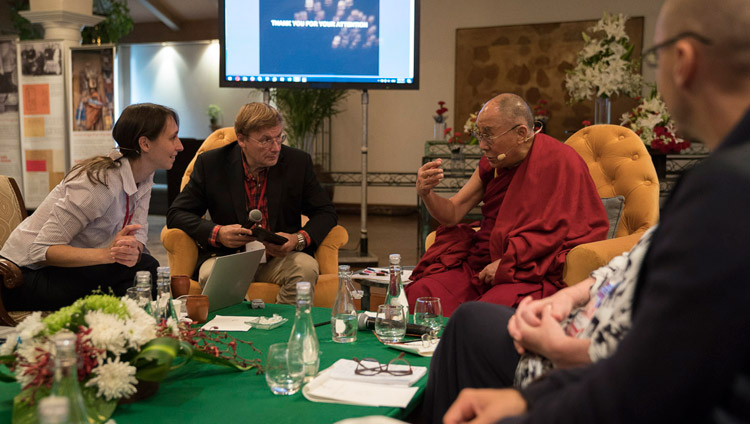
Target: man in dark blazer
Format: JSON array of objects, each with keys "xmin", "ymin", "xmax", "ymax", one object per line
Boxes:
[
  {"xmin": 440, "ymin": 0, "xmax": 750, "ymax": 422},
  {"xmin": 167, "ymin": 102, "xmax": 337, "ymax": 304}
]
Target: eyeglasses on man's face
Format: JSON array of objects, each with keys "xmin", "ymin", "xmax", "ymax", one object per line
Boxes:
[
  {"xmin": 245, "ymin": 133, "xmax": 286, "ymax": 147},
  {"xmin": 642, "ymin": 31, "xmax": 713, "ymax": 68},
  {"xmin": 353, "ymin": 352, "xmax": 413, "ymax": 376},
  {"xmin": 472, "ymin": 123, "xmax": 522, "ymax": 146}
]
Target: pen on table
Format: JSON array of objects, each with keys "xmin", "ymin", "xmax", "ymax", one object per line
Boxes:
[{"xmin": 314, "ymin": 321, "xmax": 331, "ymax": 327}]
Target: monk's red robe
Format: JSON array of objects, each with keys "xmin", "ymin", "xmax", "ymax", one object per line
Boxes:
[{"xmin": 406, "ymin": 134, "xmax": 609, "ymax": 316}]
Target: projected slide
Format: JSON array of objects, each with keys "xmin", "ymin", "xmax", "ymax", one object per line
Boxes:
[{"xmin": 259, "ymin": 0, "xmax": 380, "ymax": 75}]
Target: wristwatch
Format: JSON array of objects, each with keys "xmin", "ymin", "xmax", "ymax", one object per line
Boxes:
[{"xmin": 295, "ymin": 233, "xmax": 306, "ymax": 251}]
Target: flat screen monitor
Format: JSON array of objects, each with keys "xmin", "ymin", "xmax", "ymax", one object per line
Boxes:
[{"xmin": 219, "ymin": 0, "xmax": 420, "ymax": 90}]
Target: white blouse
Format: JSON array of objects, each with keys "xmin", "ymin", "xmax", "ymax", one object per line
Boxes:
[{"xmin": 0, "ymin": 158, "xmax": 153, "ymax": 269}]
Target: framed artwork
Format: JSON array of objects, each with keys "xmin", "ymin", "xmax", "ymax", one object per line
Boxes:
[
  {"xmin": 455, "ymin": 17, "xmax": 644, "ymax": 141},
  {"xmin": 68, "ymin": 45, "xmax": 116, "ymax": 166}
]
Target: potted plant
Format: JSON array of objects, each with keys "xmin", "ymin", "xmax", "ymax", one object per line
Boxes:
[
  {"xmin": 81, "ymin": 0, "xmax": 134, "ymax": 45},
  {"xmin": 207, "ymin": 104, "xmax": 222, "ymax": 131},
  {"xmin": 271, "ymin": 88, "xmax": 348, "ymax": 157},
  {"xmin": 271, "ymin": 88, "xmax": 347, "ymax": 201}
]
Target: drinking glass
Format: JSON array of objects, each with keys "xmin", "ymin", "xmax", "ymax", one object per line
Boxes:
[
  {"xmin": 375, "ymin": 304, "xmax": 407, "ymax": 343},
  {"xmin": 414, "ymin": 297, "xmax": 443, "ymax": 333},
  {"xmin": 265, "ymin": 342, "xmax": 305, "ymax": 396}
]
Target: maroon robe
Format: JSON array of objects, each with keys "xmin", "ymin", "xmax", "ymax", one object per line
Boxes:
[{"xmin": 406, "ymin": 134, "xmax": 609, "ymax": 316}]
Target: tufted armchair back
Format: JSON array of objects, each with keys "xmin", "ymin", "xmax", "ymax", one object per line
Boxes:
[
  {"xmin": 565, "ymin": 124, "xmax": 659, "ymax": 238},
  {"xmin": 562, "ymin": 124, "xmax": 659, "ymax": 284},
  {"xmin": 0, "ymin": 176, "xmax": 26, "ymax": 249},
  {"xmin": 180, "ymin": 127, "xmax": 238, "ymax": 191}
]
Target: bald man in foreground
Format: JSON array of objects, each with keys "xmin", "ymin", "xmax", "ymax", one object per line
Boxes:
[
  {"xmin": 407, "ymin": 94, "xmax": 608, "ymax": 315},
  {"xmin": 442, "ymin": 1, "xmax": 750, "ymax": 422}
]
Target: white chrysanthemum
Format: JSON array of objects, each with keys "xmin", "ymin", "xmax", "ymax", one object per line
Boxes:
[
  {"xmin": 123, "ymin": 315, "xmax": 157, "ymax": 350},
  {"xmin": 85, "ymin": 358, "xmax": 137, "ymax": 401},
  {"xmin": 85, "ymin": 310, "xmax": 128, "ymax": 356},
  {"xmin": 0, "ymin": 334, "xmax": 18, "ymax": 356},
  {"xmin": 16, "ymin": 312, "xmax": 45, "ymax": 342},
  {"xmin": 121, "ymin": 297, "xmax": 157, "ymax": 349}
]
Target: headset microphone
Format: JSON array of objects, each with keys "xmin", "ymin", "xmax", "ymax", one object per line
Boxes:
[{"xmin": 496, "ymin": 125, "xmax": 543, "ymax": 161}]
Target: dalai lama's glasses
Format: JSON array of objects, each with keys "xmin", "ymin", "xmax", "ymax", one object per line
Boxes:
[
  {"xmin": 472, "ymin": 123, "xmax": 522, "ymax": 147},
  {"xmin": 642, "ymin": 31, "xmax": 713, "ymax": 68},
  {"xmin": 244, "ymin": 133, "xmax": 287, "ymax": 147}
]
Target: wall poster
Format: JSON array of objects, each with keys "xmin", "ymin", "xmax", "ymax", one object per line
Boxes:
[
  {"xmin": 68, "ymin": 45, "xmax": 116, "ymax": 166},
  {"xmin": 18, "ymin": 40, "xmax": 66, "ymax": 208},
  {"xmin": 0, "ymin": 37, "xmax": 22, "ymax": 185}
]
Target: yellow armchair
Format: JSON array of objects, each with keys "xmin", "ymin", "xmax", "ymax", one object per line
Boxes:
[
  {"xmin": 161, "ymin": 127, "xmax": 348, "ymax": 307},
  {"xmin": 562, "ymin": 125, "xmax": 659, "ymax": 285}
]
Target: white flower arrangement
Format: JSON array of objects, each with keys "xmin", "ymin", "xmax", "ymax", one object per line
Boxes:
[
  {"xmin": 565, "ymin": 12, "xmax": 643, "ymax": 102},
  {"xmin": 0, "ymin": 294, "xmax": 263, "ymax": 423}
]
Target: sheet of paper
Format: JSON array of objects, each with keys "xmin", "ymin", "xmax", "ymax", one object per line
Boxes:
[
  {"xmin": 303, "ymin": 368, "xmax": 419, "ymax": 408},
  {"xmin": 385, "ymin": 340, "xmax": 439, "ymax": 357},
  {"xmin": 201, "ymin": 315, "xmax": 252, "ymax": 332},
  {"xmin": 351, "ymin": 268, "xmax": 413, "ymax": 284}
]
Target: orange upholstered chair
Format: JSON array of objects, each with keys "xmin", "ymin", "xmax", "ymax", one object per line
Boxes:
[
  {"xmin": 562, "ymin": 124, "xmax": 659, "ymax": 285},
  {"xmin": 160, "ymin": 127, "xmax": 348, "ymax": 307}
]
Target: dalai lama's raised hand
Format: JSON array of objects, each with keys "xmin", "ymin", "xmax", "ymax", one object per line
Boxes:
[
  {"xmin": 416, "ymin": 159, "xmax": 444, "ymax": 197},
  {"xmin": 477, "ymin": 258, "xmax": 500, "ymax": 284}
]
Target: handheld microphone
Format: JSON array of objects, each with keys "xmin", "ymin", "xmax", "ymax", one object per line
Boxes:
[
  {"xmin": 357, "ymin": 312, "xmax": 434, "ymax": 336},
  {"xmin": 249, "ymin": 208, "xmax": 262, "ymax": 225},
  {"xmin": 243, "ymin": 208, "xmax": 287, "ymax": 244},
  {"xmin": 496, "ymin": 125, "xmax": 543, "ymax": 161}
]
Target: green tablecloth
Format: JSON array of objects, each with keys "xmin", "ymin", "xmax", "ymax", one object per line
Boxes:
[{"xmin": 0, "ymin": 303, "xmax": 430, "ymax": 423}]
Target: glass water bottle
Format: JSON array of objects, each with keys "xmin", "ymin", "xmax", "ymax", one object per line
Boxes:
[
  {"xmin": 288, "ymin": 281, "xmax": 320, "ymax": 382},
  {"xmin": 385, "ymin": 253, "xmax": 408, "ymax": 309},
  {"xmin": 50, "ymin": 333, "xmax": 89, "ymax": 424},
  {"xmin": 331, "ymin": 265, "xmax": 358, "ymax": 343}
]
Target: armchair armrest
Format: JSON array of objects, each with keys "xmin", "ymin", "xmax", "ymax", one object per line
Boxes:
[
  {"xmin": 160, "ymin": 226, "xmax": 199, "ymax": 277},
  {"xmin": 562, "ymin": 232, "xmax": 645, "ymax": 286},
  {"xmin": 314, "ymin": 225, "xmax": 348, "ymax": 275},
  {"xmin": 0, "ymin": 258, "xmax": 24, "ymax": 326}
]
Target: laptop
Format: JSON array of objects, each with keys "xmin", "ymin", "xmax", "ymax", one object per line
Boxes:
[{"xmin": 201, "ymin": 249, "xmax": 265, "ymax": 312}]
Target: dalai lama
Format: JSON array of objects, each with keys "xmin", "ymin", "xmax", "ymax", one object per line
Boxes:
[{"xmin": 406, "ymin": 93, "xmax": 609, "ymax": 316}]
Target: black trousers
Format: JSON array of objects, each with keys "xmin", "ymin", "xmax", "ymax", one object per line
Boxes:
[
  {"xmin": 3, "ymin": 254, "xmax": 159, "ymax": 311},
  {"xmin": 423, "ymin": 301, "xmax": 520, "ymax": 424}
]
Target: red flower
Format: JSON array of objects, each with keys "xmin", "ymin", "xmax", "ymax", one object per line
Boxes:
[
  {"xmin": 448, "ymin": 131, "xmax": 464, "ymax": 144},
  {"xmin": 582, "ymin": 120, "xmax": 592, "ymax": 127},
  {"xmin": 444, "ymin": 127, "xmax": 452, "ymax": 136},
  {"xmin": 438, "ymin": 101, "xmax": 446, "ymax": 106}
]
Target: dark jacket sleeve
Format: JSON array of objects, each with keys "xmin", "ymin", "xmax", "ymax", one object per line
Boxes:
[
  {"xmin": 501, "ymin": 146, "xmax": 750, "ymax": 424},
  {"xmin": 166, "ymin": 153, "xmax": 221, "ymax": 250}
]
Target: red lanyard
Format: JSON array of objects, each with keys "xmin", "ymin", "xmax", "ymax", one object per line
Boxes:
[{"xmin": 123, "ymin": 194, "xmax": 134, "ymax": 229}]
